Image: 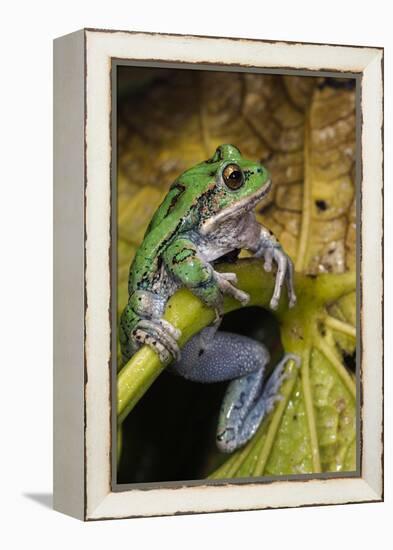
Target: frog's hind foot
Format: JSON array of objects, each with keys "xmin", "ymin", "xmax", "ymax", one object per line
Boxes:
[
  {"xmin": 132, "ymin": 318, "xmax": 181, "ymax": 364},
  {"xmin": 216, "ymin": 368, "xmax": 265, "ymax": 454},
  {"xmin": 216, "ymin": 352, "xmax": 300, "ymax": 453},
  {"xmin": 261, "ymin": 352, "xmax": 300, "ymax": 412}
]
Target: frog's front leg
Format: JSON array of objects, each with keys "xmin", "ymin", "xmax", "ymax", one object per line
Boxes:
[
  {"xmin": 251, "ymin": 226, "xmax": 297, "ymax": 310},
  {"xmin": 163, "ymin": 237, "xmax": 249, "ymax": 318}
]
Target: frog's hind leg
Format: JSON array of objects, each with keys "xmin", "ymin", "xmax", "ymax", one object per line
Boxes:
[
  {"xmin": 217, "ymin": 369, "xmax": 264, "ymax": 453},
  {"xmin": 119, "ymin": 302, "xmax": 140, "ymax": 364},
  {"xmin": 120, "ymin": 291, "xmax": 181, "ymax": 365},
  {"xmin": 217, "ymin": 352, "xmax": 300, "ymax": 453},
  {"xmin": 171, "ymin": 330, "xmax": 270, "ymax": 383},
  {"xmin": 171, "ymin": 331, "xmax": 299, "ymax": 453},
  {"xmin": 171, "ymin": 331, "xmax": 271, "ymax": 452}
]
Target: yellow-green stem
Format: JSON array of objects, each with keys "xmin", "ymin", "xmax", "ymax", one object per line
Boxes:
[{"xmin": 324, "ymin": 315, "xmax": 356, "ymax": 338}]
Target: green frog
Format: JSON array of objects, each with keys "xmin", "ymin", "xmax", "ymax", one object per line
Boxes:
[{"xmin": 120, "ymin": 144, "xmax": 298, "ymax": 453}]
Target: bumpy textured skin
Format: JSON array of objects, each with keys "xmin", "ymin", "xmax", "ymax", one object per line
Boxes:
[
  {"xmin": 171, "ymin": 330, "xmax": 299, "ymax": 452},
  {"xmin": 120, "ymin": 144, "xmax": 298, "ymax": 451}
]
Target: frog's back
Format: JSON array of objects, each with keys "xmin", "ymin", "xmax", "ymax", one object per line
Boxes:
[{"xmin": 129, "ymin": 163, "xmax": 214, "ymax": 292}]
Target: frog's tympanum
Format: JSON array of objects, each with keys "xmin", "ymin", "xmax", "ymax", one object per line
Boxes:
[{"xmin": 120, "ymin": 144, "xmax": 299, "ymax": 453}]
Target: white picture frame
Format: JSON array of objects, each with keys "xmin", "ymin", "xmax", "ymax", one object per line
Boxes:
[{"xmin": 53, "ymin": 28, "xmax": 383, "ymax": 521}]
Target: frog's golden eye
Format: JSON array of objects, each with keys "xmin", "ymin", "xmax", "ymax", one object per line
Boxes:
[{"xmin": 222, "ymin": 163, "xmax": 244, "ymax": 190}]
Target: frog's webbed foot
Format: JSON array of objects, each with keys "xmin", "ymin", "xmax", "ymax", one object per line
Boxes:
[
  {"xmin": 132, "ymin": 318, "xmax": 181, "ymax": 364},
  {"xmin": 214, "ymin": 271, "xmax": 250, "ymax": 305},
  {"xmin": 260, "ymin": 352, "xmax": 300, "ymax": 412},
  {"xmin": 217, "ymin": 352, "xmax": 301, "ymax": 453}
]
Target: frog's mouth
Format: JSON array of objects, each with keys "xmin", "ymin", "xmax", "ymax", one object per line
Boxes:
[{"xmin": 200, "ymin": 179, "xmax": 271, "ymax": 235}]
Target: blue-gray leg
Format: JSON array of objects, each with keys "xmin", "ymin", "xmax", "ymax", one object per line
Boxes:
[
  {"xmin": 170, "ymin": 330, "xmax": 270, "ymax": 383},
  {"xmin": 217, "ymin": 368, "xmax": 265, "ymax": 452},
  {"xmin": 170, "ymin": 330, "xmax": 299, "ymax": 452},
  {"xmin": 217, "ymin": 352, "xmax": 299, "ymax": 452}
]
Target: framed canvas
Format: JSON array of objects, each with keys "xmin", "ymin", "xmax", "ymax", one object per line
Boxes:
[{"xmin": 53, "ymin": 28, "xmax": 383, "ymax": 521}]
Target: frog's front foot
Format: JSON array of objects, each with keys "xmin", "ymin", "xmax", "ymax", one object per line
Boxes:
[
  {"xmin": 132, "ymin": 318, "xmax": 181, "ymax": 364},
  {"xmin": 215, "ymin": 271, "xmax": 250, "ymax": 305},
  {"xmin": 256, "ymin": 246, "xmax": 297, "ymax": 310}
]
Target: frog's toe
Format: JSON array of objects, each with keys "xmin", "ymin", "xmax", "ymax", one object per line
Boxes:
[
  {"xmin": 133, "ymin": 319, "xmax": 181, "ymax": 363},
  {"xmin": 158, "ymin": 318, "xmax": 182, "ymax": 340},
  {"xmin": 133, "ymin": 328, "xmax": 172, "ymax": 363},
  {"xmin": 219, "ymin": 272, "xmax": 238, "ymax": 284},
  {"xmin": 288, "ymin": 294, "xmax": 297, "ymax": 308},
  {"xmin": 237, "ymin": 289, "xmax": 250, "ymax": 305},
  {"xmin": 285, "ymin": 256, "xmax": 297, "ymax": 308},
  {"xmin": 216, "ymin": 427, "xmax": 238, "ymax": 454},
  {"xmin": 262, "ymin": 352, "xmax": 300, "ymax": 412},
  {"xmin": 215, "ymin": 272, "xmax": 249, "ymax": 305}
]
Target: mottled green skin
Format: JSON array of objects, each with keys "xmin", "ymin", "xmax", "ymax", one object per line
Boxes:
[{"xmin": 120, "ymin": 144, "xmax": 271, "ymax": 363}]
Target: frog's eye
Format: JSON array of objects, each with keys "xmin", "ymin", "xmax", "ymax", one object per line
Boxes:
[{"xmin": 222, "ymin": 163, "xmax": 244, "ymax": 190}]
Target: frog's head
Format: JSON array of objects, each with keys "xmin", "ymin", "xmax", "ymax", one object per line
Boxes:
[{"xmin": 194, "ymin": 144, "xmax": 271, "ymax": 235}]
